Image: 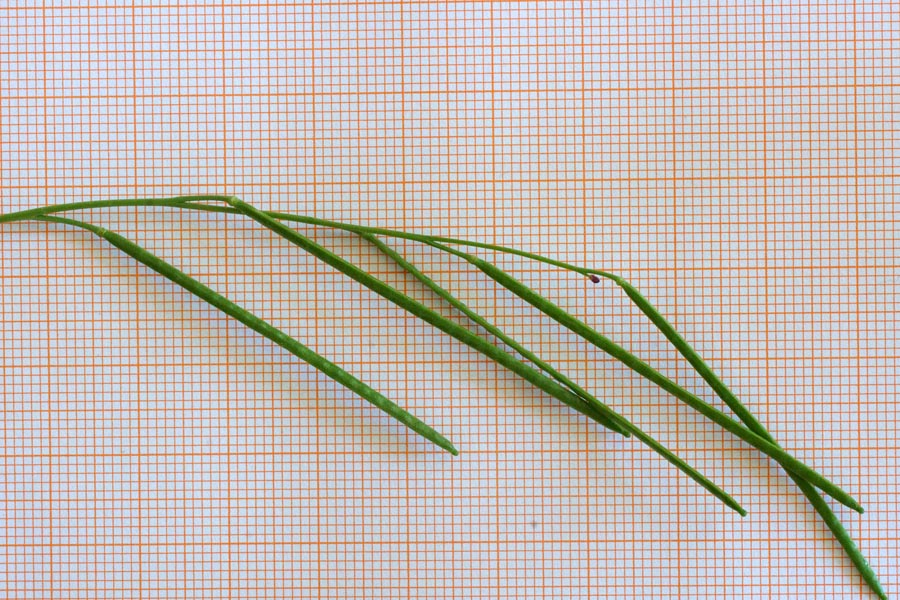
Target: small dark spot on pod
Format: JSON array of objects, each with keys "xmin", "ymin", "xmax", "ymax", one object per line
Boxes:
[{"xmin": 589, "ymin": 274, "xmax": 601, "ymax": 283}]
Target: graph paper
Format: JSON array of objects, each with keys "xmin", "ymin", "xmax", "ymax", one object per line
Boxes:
[{"xmin": 0, "ymin": 2, "xmax": 897, "ymax": 598}]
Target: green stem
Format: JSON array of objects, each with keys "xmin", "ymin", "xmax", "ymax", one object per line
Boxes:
[
  {"xmin": 28, "ymin": 214, "xmax": 458, "ymax": 456},
  {"xmin": 0, "ymin": 195, "xmax": 646, "ymax": 282},
  {"xmin": 0, "ymin": 195, "xmax": 230, "ymax": 224},
  {"xmin": 173, "ymin": 197, "xmax": 607, "ymax": 276},
  {"xmin": 0, "ymin": 197, "xmax": 860, "ymax": 502},
  {"xmin": 0, "ymin": 195, "xmax": 882, "ymax": 595}
]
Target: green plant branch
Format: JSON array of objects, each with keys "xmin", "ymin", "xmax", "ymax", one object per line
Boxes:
[
  {"xmin": 27, "ymin": 214, "xmax": 458, "ymax": 456},
  {"xmin": 0, "ymin": 196, "xmax": 858, "ymax": 507},
  {"xmin": 0, "ymin": 195, "xmax": 884, "ymax": 597}
]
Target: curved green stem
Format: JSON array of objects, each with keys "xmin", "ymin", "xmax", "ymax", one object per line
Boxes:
[
  {"xmin": 0, "ymin": 194, "xmax": 627, "ymax": 281},
  {"xmin": 0, "ymin": 195, "xmax": 231, "ymax": 224},
  {"xmin": 173, "ymin": 197, "xmax": 610, "ymax": 277}
]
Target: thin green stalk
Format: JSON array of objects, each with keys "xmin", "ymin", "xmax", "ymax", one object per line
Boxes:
[
  {"xmin": 361, "ymin": 232, "xmax": 746, "ymax": 515},
  {"xmin": 27, "ymin": 214, "xmax": 458, "ymax": 456},
  {"xmin": 0, "ymin": 195, "xmax": 631, "ymax": 285},
  {"xmin": 612, "ymin": 279, "xmax": 886, "ymax": 599},
  {"xmin": 170, "ymin": 197, "xmax": 605, "ymax": 275},
  {"xmin": 427, "ymin": 240, "xmax": 863, "ymax": 513},
  {"xmin": 0, "ymin": 195, "xmax": 232, "ymax": 225},
  {"xmin": 0, "ymin": 195, "xmax": 607, "ymax": 282}
]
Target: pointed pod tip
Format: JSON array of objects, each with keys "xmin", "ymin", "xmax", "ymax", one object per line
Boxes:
[
  {"xmin": 437, "ymin": 438, "xmax": 460, "ymax": 456},
  {"xmin": 844, "ymin": 496, "xmax": 866, "ymax": 514},
  {"xmin": 722, "ymin": 496, "xmax": 748, "ymax": 517}
]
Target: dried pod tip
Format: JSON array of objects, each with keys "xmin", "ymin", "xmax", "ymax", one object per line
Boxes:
[{"xmin": 588, "ymin": 274, "xmax": 601, "ymax": 284}]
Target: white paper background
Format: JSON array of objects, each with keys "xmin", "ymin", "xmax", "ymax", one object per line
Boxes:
[{"xmin": 0, "ymin": 3, "xmax": 897, "ymax": 598}]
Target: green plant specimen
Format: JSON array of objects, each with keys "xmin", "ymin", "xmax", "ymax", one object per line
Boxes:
[{"xmin": 0, "ymin": 195, "xmax": 886, "ymax": 599}]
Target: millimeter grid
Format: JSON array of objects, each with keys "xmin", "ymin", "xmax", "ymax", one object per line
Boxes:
[{"xmin": 0, "ymin": 2, "xmax": 897, "ymax": 599}]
